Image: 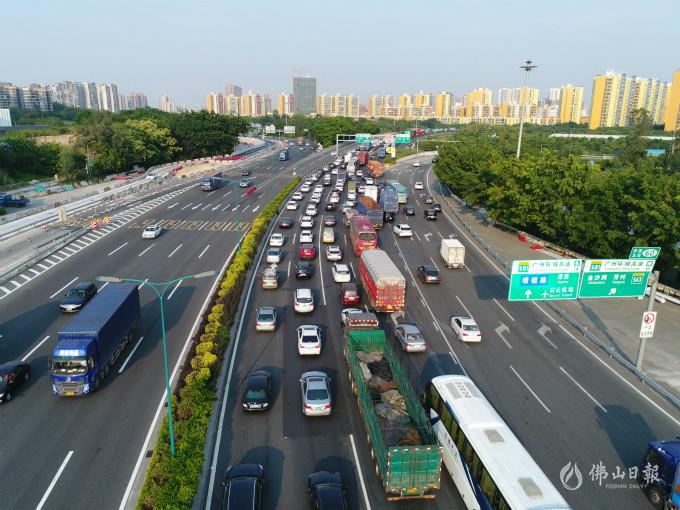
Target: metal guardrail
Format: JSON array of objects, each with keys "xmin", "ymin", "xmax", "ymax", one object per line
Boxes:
[{"xmin": 437, "ymin": 184, "xmax": 680, "ymax": 411}]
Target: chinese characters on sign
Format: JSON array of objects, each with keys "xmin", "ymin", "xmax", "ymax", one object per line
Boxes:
[
  {"xmin": 508, "ymin": 259, "xmax": 582, "ymax": 301},
  {"xmin": 577, "ymin": 259, "xmax": 655, "ymax": 298}
]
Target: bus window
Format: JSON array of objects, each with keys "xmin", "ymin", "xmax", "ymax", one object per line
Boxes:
[
  {"xmin": 472, "ymin": 452, "xmax": 483, "ymax": 480},
  {"xmin": 463, "ymin": 438, "xmax": 475, "ymax": 465},
  {"xmin": 480, "ymin": 468, "xmax": 497, "ymax": 502},
  {"xmin": 441, "ymin": 404, "xmax": 454, "ymax": 432},
  {"xmin": 429, "ymin": 385, "xmax": 441, "ymax": 413}
]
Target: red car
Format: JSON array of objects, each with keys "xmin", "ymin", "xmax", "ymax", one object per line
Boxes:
[
  {"xmin": 340, "ymin": 282, "xmax": 361, "ymax": 305},
  {"xmin": 299, "ymin": 244, "xmax": 316, "ymax": 260}
]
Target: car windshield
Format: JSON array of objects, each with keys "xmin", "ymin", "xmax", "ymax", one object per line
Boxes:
[
  {"xmin": 67, "ymin": 289, "xmax": 86, "ymax": 297},
  {"xmin": 464, "ymin": 324, "xmax": 479, "ymax": 332},
  {"xmin": 145, "ymin": 226, "xmax": 156, "ymax": 231},
  {"xmin": 52, "ymin": 358, "xmax": 88, "ymax": 375},
  {"xmin": 258, "ymin": 312, "xmax": 273, "ymax": 322},
  {"xmin": 297, "ymin": 296, "xmax": 312, "ymax": 303},
  {"xmin": 425, "ymin": 269, "xmax": 438, "ymax": 276},
  {"xmin": 307, "ymin": 388, "xmax": 329, "ymax": 401},
  {"xmin": 301, "ymin": 334, "xmax": 318, "ymax": 343},
  {"xmin": 406, "ymin": 332, "xmax": 425, "ymax": 343}
]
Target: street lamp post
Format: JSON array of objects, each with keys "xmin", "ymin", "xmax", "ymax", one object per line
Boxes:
[
  {"xmin": 516, "ymin": 59, "xmax": 537, "ymax": 159},
  {"xmin": 86, "ymin": 140, "xmax": 96, "ymax": 181},
  {"xmin": 96, "ymin": 270, "xmax": 217, "ymax": 457}
]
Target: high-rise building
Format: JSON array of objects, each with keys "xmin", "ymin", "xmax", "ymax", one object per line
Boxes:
[
  {"xmin": 549, "ymin": 88, "xmax": 561, "ymax": 104},
  {"xmin": 293, "ymin": 75, "xmax": 316, "ymax": 115},
  {"xmin": 435, "ymin": 92, "xmax": 452, "ymax": 119},
  {"xmin": 97, "ymin": 83, "xmax": 120, "ymax": 112},
  {"xmin": 0, "ymin": 83, "xmax": 21, "ymax": 109},
  {"xmin": 0, "ymin": 108, "xmax": 11, "ymax": 127},
  {"xmin": 465, "ymin": 88, "xmax": 492, "ymax": 117},
  {"xmin": 159, "ymin": 95, "xmax": 176, "ymax": 113},
  {"xmin": 206, "ymin": 92, "xmax": 225, "ymax": 114},
  {"xmin": 20, "ymin": 84, "xmax": 53, "ymax": 111},
  {"xmin": 277, "ymin": 93, "xmax": 294, "ymax": 115},
  {"xmin": 590, "ymin": 69, "xmax": 671, "ymax": 129},
  {"xmin": 127, "ymin": 92, "xmax": 148, "ymax": 110},
  {"xmin": 316, "ymin": 93, "xmax": 360, "ymax": 117},
  {"xmin": 117, "ymin": 94, "xmax": 127, "ymax": 111},
  {"xmin": 224, "ymin": 84, "xmax": 242, "ymax": 97},
  {"xmin": 497, "ymin": 87, "xmax": 539, "ymax": 108},
  {"xmin": 558, "ymin": 85, "xmax": 584, "ymax": 124},
  {"xmin": 663, "ymin": 70, "xmax": 680, "ymax": 132},
  {"xmin": 225, "ymin": 95, "xmax": 240, "ymax": 115}
]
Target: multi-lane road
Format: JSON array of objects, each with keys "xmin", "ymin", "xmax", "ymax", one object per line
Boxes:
[
  {"xmin": 0, "ymin": 143, "xmax": 318, "ymax": 509},
  {"xmin": 207, "ymin": 153, "xmax": 680, "ymax": 510}
]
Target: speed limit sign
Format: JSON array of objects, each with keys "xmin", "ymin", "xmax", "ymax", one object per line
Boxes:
[{"xmin": 639, "ymin": 311, "xmax": 657, "ymax": 338}]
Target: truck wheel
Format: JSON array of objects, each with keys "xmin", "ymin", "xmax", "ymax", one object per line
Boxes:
[{"xmin": 647, "ymin": 487, "xmax": 663, "ymax": 509}]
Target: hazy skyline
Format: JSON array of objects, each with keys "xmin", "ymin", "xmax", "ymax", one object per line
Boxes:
[{"xmin": 4, "ymin": 0, "xmax": 679, "ymax": 108}]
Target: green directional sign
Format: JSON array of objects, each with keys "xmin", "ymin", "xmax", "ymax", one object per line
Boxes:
[
  {"xmin": 578, "ymin": 259, "xmax": 655, "ymax": 298},
  {"xmin": 355, "ymin": 134, "xmax": 372, "ymax": 143},
  {"xmin": 629, "ymin": 246, "xmax": 661, "ymax": 260},
  {"xmin": 395, "ymin": 132, "xmax": 411, "ymax": 144},
  {"xmin": 508, "ymin": 259, "xmax": 582, "ymax": 301}
]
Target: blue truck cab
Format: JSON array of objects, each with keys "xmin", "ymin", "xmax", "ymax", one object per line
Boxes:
[
  {"xmin": 50, "ymin": 283, "xmax": 140, "ymax": 396},
  {"xmin": 279, "ymin": 149, "xmax": 289, "ymax": 161},
  {"xmin": 640, "ymin": 440, "xmax": 680, "ymax": 508}
]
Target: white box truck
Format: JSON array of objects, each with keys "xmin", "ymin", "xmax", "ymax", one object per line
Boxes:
[{"xmin": 440, "ymin": 238, "xmax": 465, "ymax": 268}]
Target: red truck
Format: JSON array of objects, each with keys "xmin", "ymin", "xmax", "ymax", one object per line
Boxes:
[
  {"xmin": 357, "ymin": 152, "xmax": 369, "ymax": 166},
  {"xmin": 359, "ymin": 249, "xmax": 406, "ymax": 312},
  {"xmin": 367, "ymin": 160, "xmax": 384, "ymax": 178}
]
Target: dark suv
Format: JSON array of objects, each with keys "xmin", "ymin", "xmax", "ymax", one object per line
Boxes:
[
  {"xmin": 424, "ymin": 209, "xmax": 437, "ymax": 221},
  {"xmin": 222, "ymin": 464, "xmax": 264, "ymax": 510}
]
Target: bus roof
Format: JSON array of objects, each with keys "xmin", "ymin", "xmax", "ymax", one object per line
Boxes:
[{"xmin": 432, "ymin": 375, "xmax": 570, "ymax": 510}]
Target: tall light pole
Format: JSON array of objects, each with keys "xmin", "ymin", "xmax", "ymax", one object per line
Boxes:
[
  {"xmin": 516, "ymin": 59, "xmax": 537, "ymax": 159},
  {"xmin": 96, "ymin": 270, "xmax": 217, "ymax": 457},
  {"xmin": 86, "ymin": 140, "xmax": 96, "ymax": 180}
]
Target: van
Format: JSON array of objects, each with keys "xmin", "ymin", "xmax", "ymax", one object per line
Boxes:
[
  {"xmin": 322, "ymin": 228, "xmax": 335, "ymax": 244},
  {"xmin": 262, "ymin": 266, "xmax": 278, "ymax": 289}
]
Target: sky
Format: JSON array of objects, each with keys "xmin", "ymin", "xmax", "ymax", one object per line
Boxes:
[{"xmin": 4, "ymin": 0, "xmax": 679, "ymax": 109}]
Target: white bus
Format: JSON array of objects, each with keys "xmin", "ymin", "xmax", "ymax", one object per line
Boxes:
[{"xmin": 423, "ymin": 375, "xmax": 570, "ymax": 510}]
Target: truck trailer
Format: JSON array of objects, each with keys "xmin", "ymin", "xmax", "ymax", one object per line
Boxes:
[
  {"xmin": 359, "ymin": 249, "xmax": 405, "ymax": 312},
  {"xmin": 440, "ymin": 238, "xmax": 465, "ymax": 268},
  {"xmin": 201, "ymin": 171, "xmax": 224, "ymax": 191},
  {"xmin": 49, "ymin": 283, "xmax": 140, "ymax": 396}
]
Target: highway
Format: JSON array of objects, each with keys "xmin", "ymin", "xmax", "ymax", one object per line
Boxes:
[
  {"xmin": 208, "ymin": 151, "xmax": 680, "ymax": 510},
  {"xmin": 0, "ymin": 143, "xmax": 313, "ymax": 509}
]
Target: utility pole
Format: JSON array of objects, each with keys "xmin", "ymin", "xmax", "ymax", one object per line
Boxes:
[
  {"xmin": 635, "ymin": 270, "xmax": 660, "ymax": 371},
  {"xmin": 516, "ymin": 59, "xmax": 537, "ymax": 159}
]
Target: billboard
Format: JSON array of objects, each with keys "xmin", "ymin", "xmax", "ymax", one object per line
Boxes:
[{"xmin": 283, "ymin": 125, "xmax": 296, "ymax": 135}]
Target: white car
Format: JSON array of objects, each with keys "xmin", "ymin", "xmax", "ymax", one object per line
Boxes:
[
  {"xmin": 393, "ymin": 224, "xmax": 413, "ymax": 237},
  {"xmin": 413, "ymin": 161, "xmax": 421, "ymax": 167},
  {"xmin": 329, "ymin": 194, "xmax": 340, "ymax": 204},
  {"xmin": 310, "ymin": 194, "xmax": 321, "ymax": 204},
  {"xmin": 356, "ymin": 170, "xmax": 363, "ymax": 177},
  {"xmin": 331, "ymin": 168, "xmax": 338, "ymax": 175},
  {"xmin": 269, "ymin": 233, "xmax": 284, "ymax": 247},
  {"xmin": 414, "ymin": 181, "xmax": 424, "ymax": 190},
  {"xmin": 341, "ymin": 308, "xmax": 364, "ymax": 325},
  {"xmin": 297, "ymin": 325, "xmax": 322, "ymax": 355},
  {"xmin": 266, "ymin": 247, "xmax": 281, "ymax": 264},
  {"xmin": 300, "ymin": 230, "xmax": 313, "ymax": 243},
  {"xmin": 342, "ymin": 200, "xmax": 354, "ymax": 210},
  {"xmin": 305, "ymin": 204, "xmax": 318, "ymax": 217},
  {"xmin": 300, "ymin": 215, "xmax": 314, "ymax": 228},
  {"xmin": 294, "ymin": 288, "xmax": 315, "ymax": 313},
  {"xmin": 347, "ymin": 191, "xmax": 357, "ymax": 201},
  {"xmin": 286, "ymin": 201, "xmax": 299, "ymax": 210},
  {"xmin": 332, "ymin": 263, "xmax": 351, "ymax": 283},
  {"xmin": 330, "ymin": 151, "xmax": 336, "ymax": 156},
  {"xmin": 300, "ymin": 184, "xmax": 311, "ymax": 193},
  {"xmin": 451, "ymin": 316, "xmax": 482, "ymax": 342},
  {"xmin": 314, "ymin": 185, "xmax": 324, "ymax": 193},
  {"xmin": 293, "ymin": 191, "xmax": 304, "ymax": 201},
  {"xmin": 142, "ymin": 224, "xmax": 162, "ymax": 239},
  {"xmin": 358, "ymin": 185, "xmax": 365, "ymax": 194},
  {"xmin": 365, "ymin": 177, "xmax": 374, "ymax": 185},
  {"xmin": 326, "ymin": 245, "xmax": 342, "ymax": 261}
]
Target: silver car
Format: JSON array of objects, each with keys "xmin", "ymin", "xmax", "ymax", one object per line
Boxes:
[
  {"xmin": 255, "ymin": 307, "xmax": 277, "ymax": 332},
  {"xmin": 394, "ymin": 324, "xmax": 427, "ymax": 352},
  {"xmin": 266, "ymin": 247, "xmax": 281, "ymax": 264},
  {"xmin": 142, "ymin": 224, "xmax": 162, "ymax": 239},
  {"xmin": 300, "ymin": 371, "xmax": 332, "ymax": 416}
]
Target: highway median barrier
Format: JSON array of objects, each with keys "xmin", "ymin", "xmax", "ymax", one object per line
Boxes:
[{"xmin": 137, "ymin": 176, "xmax": 300, "ymax": 509}]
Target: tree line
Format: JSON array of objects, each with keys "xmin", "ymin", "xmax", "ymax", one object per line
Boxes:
[
  {"xmin": 0, "ymin": 108, "xmax": 249, "ymax": 185},
  {"xmin": 434, "ymin": 115, "xmax": 680, "ymax": 284}
]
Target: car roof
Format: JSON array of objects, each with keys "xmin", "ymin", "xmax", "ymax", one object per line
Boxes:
[
  {"xmin": 335, "ymin": 264, "xmax": 349, "ymax": 270},
  {"xmin": 298, "ymin": 325, "xmax": 320, "ymax": 333},
  {"xmin": 399, "ymin": 323, "xmax": 421, "ymax": 333},
  {"xmin": 422, "ymin": 264, "xmax": 438, "ymax": 271},
  {"xmin": 302, "ymin": 370, "xmax": 328, "ymax": 381},
  {"xmin": 245, "ymin": 372, "xmax": 269, "ymax": 388},
  {"xmin": 454, "ymin": 315, "xmax": 475, "ymax": 324},
  {"xmin": 72, "ymin": 281, "xmax": 95, "ymax": 290}
]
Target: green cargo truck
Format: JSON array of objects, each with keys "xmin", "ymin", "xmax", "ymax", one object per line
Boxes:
[{"xmin": 344, "ymin": 329, "xmax": 442, "ymax": 500}]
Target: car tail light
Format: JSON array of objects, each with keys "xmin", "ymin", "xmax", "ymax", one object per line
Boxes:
[
  {"xmin": 305, "ymin": 405, "xmax": 313, "ymax": 410},
  {"xmin": 323, "ymin": 404, "xmax": 331, "ymax": 409}
]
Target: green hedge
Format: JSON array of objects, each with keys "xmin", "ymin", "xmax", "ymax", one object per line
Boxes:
[{"xmin": 137, "ymin": 176, "xmax": 301, "ymax": 509}]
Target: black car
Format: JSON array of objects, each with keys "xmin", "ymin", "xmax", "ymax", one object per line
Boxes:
[
  {"xmin": 403, "ymin": 206, "xmax": 416, "ymax": 216},
  {"xmin": 324, "ymin": 202, "xmax": 336, "ymax": 211},
  {"xmin": 59, "ymin": 281, "xmax": 97, "ymax": 312},
  {"xmin": 242, "ymin": 370, "xmax": 272, "ymax": 411},
  {"xmin": 295, "ymin": 261, "xmax": 314, "ymax": 279},
  {"xmin": 417, "ymin": 264, "xmax": 441, "ymax": 283},
  {"xmin": 424, "ymin": 208, "xmax": 437, "ymax": 221},
  {"xmin": 0, "ymin": 361, "xmax": 30, "ymax": 403},
  {"xmin": 222, "ymin": 463, "xmax": 264, "ymax": 510},
  {"xmin": 279, "ymin": 217, "xmax": 294, "ymax": 229},
  {"xmin": 432, "ymin": 203, "xmax": 442, "ymax": 213},
  {"xmin": 323, "ymin": 214, "xmax": 336, "ymax": 226},
  {"xmin": 241, "ymin": 169, "xmax": 251, "ymax": 176},
  {"xmin": 307, "ymin": 471, "xmax": 349, "ymax": 510},
  {"xmin": 384, "ymin": 212, "xmax": 395, "ymax": 223}
]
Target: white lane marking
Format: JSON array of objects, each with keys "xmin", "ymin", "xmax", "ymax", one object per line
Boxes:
[
  {"xmin": 181, "ymin": 202, "xmax": 193, "ymax": 210},
  {"xmin": 493, "ymin": 298, "xmax": 516, "ymax": 322},
  {"xmin": 558, "ymin": 324, "xmax": 680, "ymax": 428},
  {"xmin": 21, "ymin": 335, "xmax": 50, "ymax": 361},
  {"xmin": 241, "ymin": 205, "xmax": 250, "ymax": 213},
  {"xmin": 202, "ymin": 204, "xmax": 212, "ymax": 211},
  {"xmin": 221, "ymin": 205, "xmax": 230, "ymax": 212},
  {"xmin": 138, "ymin": 243, "xmax": 155, "ymax": 257},
  {"xmin": 232, "ymin": 205, "xmax": 240, "ymax": 212},
  {"xmin": 120, "ymin": 244, "xmax": 236, "ymax": 510},
  {"xmin": 30, "ymin": 268, "xmax": 40, "ymax": 275},
  {"xmin": 223, "ymin": 190, "xmax": 232, "ymax": 197},
  {"xmin": 212, "ymin": 204, "xmax": 221, "ymax": 211},
  {"xmin": 437, "ymin": 231, "xmax": 444, "ymax": 239},
  {"xmin": 36, "ymin": 450, "xmax": 75, "ymax": 510},
  {"xmin": 429, "ymin": 257, "xmax": 440, "ymax": 272},
  {"xmin": 107, "ymin": 242, "xmax": 128, "ymax": 256},
  {"xmin": 49, "ymin": 277, "xmax": 78, "ymax": 299},
  {"xmin": 252, "ymin": 205, "xmax": 260, "ymax": 212},
  {"xmin": 292, "ymin": 232, "xmax": 297, "ymax": 244},
  {"xmin": 349, "ymin": 433, "xmax": 372, "ymax": 510},
  {"xmin": 20, "ymin": 274, "xmax": 31, "ymax": 282},
  {"xmin": 455, "ymin": 295, "xmax": 472, "ymax": 316},
  {"xmin": 119, "ymin": 336, "xmax": 145, "ymax": 373},
  {"xmin": 198, "ymin": 245, "xmax": 210, "ymax": 258},
  {"xmin": 167, "ymin": 202, "xmax": 178, "ymax": 209},
  {"xmin": 166, "ymin": 280, "xmax": 181, "ymax": 300},
  {"xmin": 510, "ymin": 365, "xmax": 551, "ymax": 413},
  {"xmin": 287, "ymin": 260, "xmax": 291, "ymax": 279},
  {"xmin": 192, "ymin": 203, "xmax": 202, "ymax": 210},
  {"xmin": 559, "ymin": 366, "xmax": 608, "ymax": 413},
  {"xmin": 137, "ymin": 278, "xmax": 149, "ymax": 290},
  {"xmin": 413, "ymin": 231, "xmax": 421, "ymax": 241},
  {"xmin": 464, "ymin": 265, "xmax": 472, "ymax": 273},
  {"xmin": 349, "ymin": 261, "xmax": 355, "ymax": 276},
  {"xmin": 168, "ymin": 244, "xmax": 183, "ymax": 258}
]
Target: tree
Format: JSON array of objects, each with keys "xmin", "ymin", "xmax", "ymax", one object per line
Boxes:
[{"xmin": 620, "ymin": 109, "xmax": 651, "ymax": 168}]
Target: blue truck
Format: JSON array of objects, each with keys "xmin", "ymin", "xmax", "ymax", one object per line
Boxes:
[
  {"xmin": 279, "ymin": 149, "xmax": 289, "ymax": 161},
  {"xmin": 201, "ymin": 171, "xmax": 224, "ymax": 191},
  {"xmin": 377, "ymin": 146, "xmax": 386, "ymax": 159},
  {"xmin": 0, "ymin": 193, "xmax": 30, "ymax": 208},
  {"xmin": 49, "ymin": 283, "xmax": 140, "ymax": 396},
  {"xmin": 379, "ymin": 187, "xmax": 399, "ymax": 223},
  {"xmin": 640, "ymin": 439, "xmax": 680, "ymax": 509}
]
